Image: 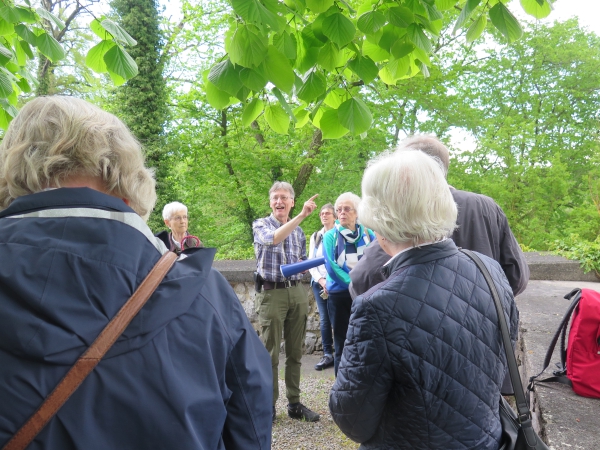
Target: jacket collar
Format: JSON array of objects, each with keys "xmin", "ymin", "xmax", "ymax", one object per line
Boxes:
[
  {"xmin": 382, "ymin": 239, "xmax": 459, "ymax": 278},
  {"xmin": 0, "ymin": 187, "xmax": 134, "ymax": 218}
]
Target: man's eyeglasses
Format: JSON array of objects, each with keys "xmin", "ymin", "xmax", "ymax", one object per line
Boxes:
[
  {"xmin": 271, "ymin": 196, "xmax": 291, "ymax": 202},
  {"xmin": 320, "ymin": 211, "xmax": 333, "ymax": 217},
  {"xmin": 171, "ymin": 215, "xmax": 188, "ymax": 221},
  {"xmin": 336, "ymin": 207, "xmax": 355, "ymax": 213}
]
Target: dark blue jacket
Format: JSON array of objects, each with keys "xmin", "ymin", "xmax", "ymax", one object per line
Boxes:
[
  {"xmin": 0, "ymin": 188, "xmax": 272, "ymax": 450},
  {"xmin": 329, "ymin": 240, "xmax": 518, "ymax": 450}
]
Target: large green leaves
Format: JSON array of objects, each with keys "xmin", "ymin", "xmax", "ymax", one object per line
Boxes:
[
  {"xmin": 265, "ymin": 104, "xmax": 290, "ymax": 134},
  {"xmin": 357, "ymin": 11, "xmax": 386, "ymax": 34},
  {"xmin": 520, "ymin": 0, "xmax": 551, "ymax": 19},
  {"xmin": 36, "ymin": 31, "xmax": 64, "ymax": 62},
  {"xmin": 104, "ymin": 44, "xmax": 138, "ymax": 86},
  {"xmin": 338, "ymin": 97, "xmax": 372, "ymax": 135},
  {"xmin": 86, "ymin": 40, "xmax": 115, "ymax": 73},
  {"xmin": 229, "ymin": 25, "xmax": 268, "ymax": 68},
  {"xmin": 453, "ymin": 0, "xmax": 481, "ymax": 33},
  {"xmin": 242, "ymin": 97, "xmax": 264, "ymax": 126},
  {"xmin": 489, "ymin": 2, "xmax": 523, "ymax": 42},
  {"xmin": 262, "ymin": 46, "xmax": 294, "ymax": 93},
  {"xmin": 322, "ymin": 13, "xmax": 355, "ymax": 47},
  {"xmin": 348, "ymin": 55, "xmax": 378, "ymax": 83},
  {"xmin": 208, "ymin": 59, "xmax": 243, "ymax": 96},
  {"xmin": 297, "ymin": 71, "xmax": 326, "ymax": 103},
  {"xmin": 231, "ymin": 0, "xmax": 280, "ymax": 32}
]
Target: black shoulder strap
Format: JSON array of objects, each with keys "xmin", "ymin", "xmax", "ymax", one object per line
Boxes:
[
  {"xmin": 313, "ymin": 231, "xmax": 323, "ymax": 253},
  {"xmin": 527, "ymin": 288, "xmax": 581, "ymax": 391}
]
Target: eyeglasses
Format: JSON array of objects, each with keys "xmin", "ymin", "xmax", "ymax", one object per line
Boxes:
[
  {"xmin": 336, "ymin": 207, "xmax": 355, "ymax": 214},
  {"xmin": 171, "ymin": 215, "xmax": 188, "ymax": 221},
  {"xmin": 320, "ymin": 211, "xmax": 333, "ymax": 217},
  {"xmin": 271, "ymin": 196, "xmax": 291, "ymax": 202}
]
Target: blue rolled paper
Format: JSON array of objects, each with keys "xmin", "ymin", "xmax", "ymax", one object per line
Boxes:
[{"xmin": 280, "ymin": 256, "xmax": 325, "ymax": 278}]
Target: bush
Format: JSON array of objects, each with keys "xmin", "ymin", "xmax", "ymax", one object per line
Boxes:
[{"xmin": 550, "ymin": 234, "xmax": 600, "ymax": 277}]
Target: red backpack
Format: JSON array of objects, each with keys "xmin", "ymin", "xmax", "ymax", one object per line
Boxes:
[{"xmin": 529, "ymin": 288, "xmax": 600, "ymax": 398}]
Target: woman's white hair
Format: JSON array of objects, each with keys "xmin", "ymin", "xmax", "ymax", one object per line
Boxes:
[
  {"xmin": 335, "ymin": 192, "xmax": 361, "ymax": 212},
  {"xmin": 0, "ymin": 96, "xmax": 156, "ymax": 220},
  {"xmin": 162, "ymin": 202, "xmax": 188, "ymax": 220},
  {"xmin": 359, "ymin": 150, "xmax": 457, "ymax": 246}
]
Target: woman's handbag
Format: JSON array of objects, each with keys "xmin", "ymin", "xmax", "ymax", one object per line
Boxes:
[
  {"xmin": 461, "ymin": 249, "xmax": 550, "ymax": 450},
  {"xmin": 2, "ymin": 251, "xmax": 178, "ymax": 450}
]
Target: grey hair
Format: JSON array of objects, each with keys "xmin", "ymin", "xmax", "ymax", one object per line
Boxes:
[
  {"xmin": 359, "ymin": 150, "xmax": 457, "ymax": 246},
  {"xmin": 162, "ymin": 202, "xmax": 188, "ymax": 220},
  {"xmin": 335, "ymin": 192, "xmax": 361, "ymax": 212},
  {"xmin": 269, "ymin": 181, "xmax": 295, "ymax": 199},
  {"xmin": 398, "ymin": 134, "xmax": 450, "ymax": 176},
  {"xmin": 321, "ymin": 202, "xmax": 336, "ymax": 218},
  {"xmin": 0, "ymin": 96, "xmax": 156, "ymax": 220}
]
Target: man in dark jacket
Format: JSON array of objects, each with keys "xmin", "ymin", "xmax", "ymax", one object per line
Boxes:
[
  {"xmin": 330, "ymin": 149, "xmax": 518, "ymax": 449},
  {"xmin": 349, "ymin": 135, "xmax": 529, "ymax": 298},
  {"xmin": 0, "ymin": 96, "xmax": 272, "ymax": 450}
]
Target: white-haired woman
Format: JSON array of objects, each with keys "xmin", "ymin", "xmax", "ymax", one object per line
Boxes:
[
  {"xmin": 156, "ymin": 201, "xmax": 202, "ymax": 253},
  {"xmin": 322, "ymin": 192, "xmax": 375, "ymax": 376},
  {"xmin": 329, "ymin": 150, "xmax": 519, "ymax": 449},
  {"xmin": 0, "ymin": 96, "xmax": 272, "ymax": 449}
]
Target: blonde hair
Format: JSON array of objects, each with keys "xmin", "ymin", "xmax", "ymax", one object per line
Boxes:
[
  {"xmin": 0, "ymin": 96, "xmax": 156, "ymax": 220},
  {"xmin": 359, "ymin": 150, "xmax": 457, "ymax": 246}
]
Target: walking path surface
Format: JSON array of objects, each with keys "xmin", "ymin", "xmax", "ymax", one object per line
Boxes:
[{"xmin": 288, "ymin": 278, "xmax": 600, "ymax": 449}]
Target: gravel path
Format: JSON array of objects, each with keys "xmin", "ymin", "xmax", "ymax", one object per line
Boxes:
[{"xmin": 272, "ymin": 376, "xmax": 357, "ymax": 450}]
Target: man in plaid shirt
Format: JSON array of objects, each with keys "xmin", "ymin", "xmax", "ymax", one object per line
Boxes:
[{"xmin": 253, "ymin": 181, "xmax": 320, "ymax": 423}]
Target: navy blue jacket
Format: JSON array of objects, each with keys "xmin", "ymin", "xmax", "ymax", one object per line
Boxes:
[
  {"xmin": 0, "ymin": 188, "xmax": 272, "ymax": 449},
  {"xmin": 329, "ymin": 240, "xmax": 518, "ymax": 450}
]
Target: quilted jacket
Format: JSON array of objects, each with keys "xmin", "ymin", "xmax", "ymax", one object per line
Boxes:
[
  {"xmin": 0, "ymin": 188, "xmax": 272, "ymax": 450},
  {"xmin": 329, "ymin": 239, "xmax": 518, "ymax": 450}
]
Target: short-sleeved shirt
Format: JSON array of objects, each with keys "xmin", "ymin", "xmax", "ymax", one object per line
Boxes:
[{"xmin": 252, "ymin": 214, "xmax": 307, "ymax": 282}]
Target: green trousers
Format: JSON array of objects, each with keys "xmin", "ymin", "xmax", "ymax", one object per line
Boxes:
[{"xmin": 256, "ymin": 284, "xmax": 308, "ymax": 405}]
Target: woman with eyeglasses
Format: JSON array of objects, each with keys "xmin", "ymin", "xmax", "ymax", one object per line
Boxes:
[
  {"xmin": 156, "ymin": 202, "xmax": 203, "ymax": 254},
  {"xmin": 322, "ymin": 192, "xmax": 375, "ymax": 376},
  {"xmin": 308, "ymin": 203, "xmax": 336, "ymax": 371}
]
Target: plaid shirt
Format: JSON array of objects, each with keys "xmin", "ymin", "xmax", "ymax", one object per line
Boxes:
[{"xmin": 253, "ymin": 214, "xmax": 307, "ymax": 282}]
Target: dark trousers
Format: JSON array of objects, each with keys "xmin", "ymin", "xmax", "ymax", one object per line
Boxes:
[
  {"xmin": 327, "ymin": 289, "xmax": 353, "ymax": 376},
  {"xmin": 311, "ymin": 281, "xmax": 333, "ymax": 355}
]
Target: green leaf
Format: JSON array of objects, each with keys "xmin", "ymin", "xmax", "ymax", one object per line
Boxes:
[
  {"xmin": 435, "ymin": 0, "xmax": 455, "ymax": 11},
  {"xmin": 205, "ymin": 80, "xmax": 233, "ymax": 110},
  {"xmin": 272, "ymin": 87, "xmax": 296, "ymax": 122},
  {"xmin": 36, "ymin": 32, "xmax": 65, "ymax": 62},
  {"xmin": 101, "ymin": 19, "xmax": 137, "ymax": 46},
  {"xmin": 16, "ymin": 77, "xmax": 30, "ymax": 93},
  {"xmin": 390, "ymin": 40, "xmax": 415, "ymax": 59},
  {"xmin": 90, "ymin": 18, "xmax": 111, "ymax": 40},
  {"xmin": 264, "ymin": 104, "xmax": 290, "ymax": 134},
  {"xmin": 423, "ymin": 2, "xmax": 443, "ymax": 21},
  {"xmin": 231, "ymin": 0, "xmax": 280, "ymax": 32},
  {"xmin": 242, "ymin": 97, "xmax": 264, "ymax": 126},
  {"xmin": 0, "ymin": 6, "xmax": 21, "ymax": 23},
  {"xmin": 14, "ymin": 38, "xmax": 25, "ymax": 65},
  {"xmin": 357, "ymin": 11, "xmax": 387, "ymax": 34},
  {"xmin": 297, "ymin": 71, "xmax": 326, "ymax": 103},
  {"xmin": 466, "ymin": 14, "xmax": 486, "ymax": 43},
  {"xmin": 407, "ymin": 24, "xmax": 432, "ymax": 53},
  {"xmin": 322, "ymin": 12, "xmax": 356, "ymax": 47},
  {"xmin": 0, "ymin": 19, "xmax": 14, "ymax": 36},
  {"xmin": 19, "ymin": 40, "xmax": 33, "ymax": 59},
  {"xmin": 86, "ymin": 40, "xmax": 115, "ymax": 73},
  {"xmin": 348, "ymin": 55, "xmax": 378, "ymax": 84},
  {"xmin": 208, "ymin": 59, "xmax": 243, "ymax": 96},
  {"xmin": 338, "ymin": 97, "xmax": 372, "ymax": 135},
  {"xmin": 0, "ymin": 45, "xmax": 11, "ymax": 65},
  {"xmin": 387, "ymin": 6, "xmax": 414, "ymax": 28},
  {"xmin": 318, "ymin": 41, "xmax": 343, "ymax": 71},
  {"xmin": 14, "ymin": 24, "xmax": 37, "ymax": 46},
  {"xmin": 362, "ymin": 39, "xmax": 389, "ymax": 62},
  {"xmin": 239, "ymin": 67, "xmax": 268, "ymax": 91},
  {"xmin": 273, "ymin": 31, "xmax": 297, "ymax": 60},
  {"xmin": 323, "ymin": 88, "xmax": 346, "ymax": 108},
  {"xmin": 453, "ymin": 0, "xmax": 481, "ymax": 33},
  {"xmin": 520, "ymin": 0, "xmax": 551, "ymax": 19},
  {"xmin": 15, "ymin": 6, "xmax": 36, "ymax": 24},
  {"xmin": 262, "ymin": 46, "xmax": 294, "ymax": 93},
  {"xmin": 306, "ymin": 0, "xmax": 335, "ymax": 14},
  {"xmin": 36, "ymin": 7, "xmax": 64, "ymax": 29},
  {"xmin": 0, "ymin": 69, "xmax": 13, "ymax": 97},
  {"xmin": 379, "ymin": 56, "xmax": 410, "ymax": 84},
  {"xmin": 235, "ymin": 85, "xmax": 251, "ymax": 102},
  {"xmin": 320, "ymin": 109, "xmax": 349, "ymax": 139},
  {"xmin": 294, "ymin": 107, "xmax": 310, "ymax": 128},
  {"xmin": 104, "ymin": 45, "xmax": 138, "ymax": 81},
  {"xmin": 229, "ymin": 25, "xmax": 268, "ymax": 68},
  {"xmin": 489, "ymin": 2, "xmax": 523, "ymax": 42}
]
